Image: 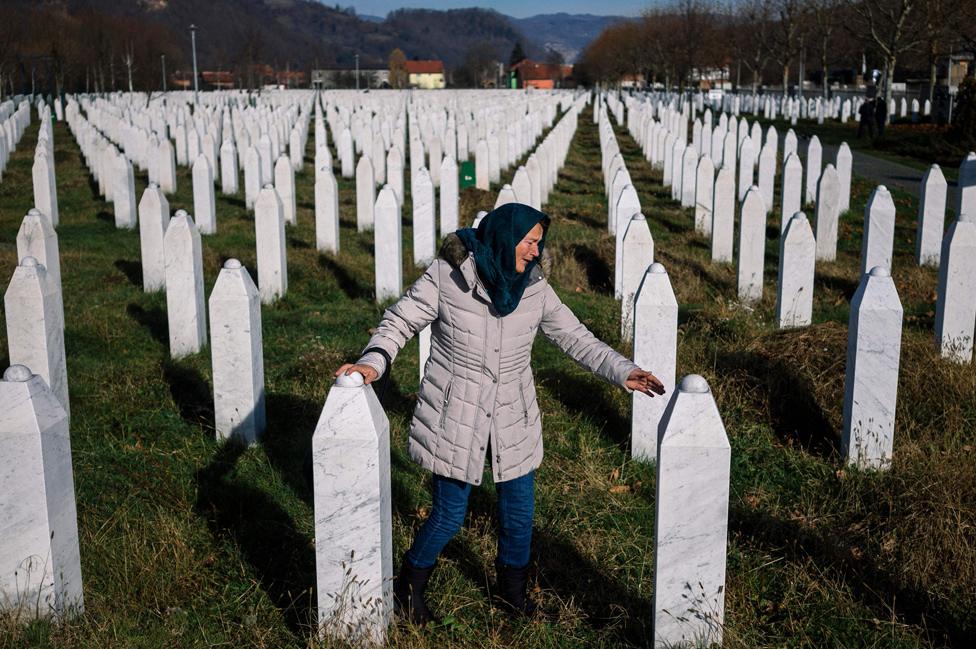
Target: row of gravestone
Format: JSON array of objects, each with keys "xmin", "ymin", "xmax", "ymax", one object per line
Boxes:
[
  {"xmin": 595, "ymin": 97, "xmax": 730, "ymax": 648},
  {"xmin": 591, "ymin": 88, "xmax": 976, "ymax": 645},
  {"xmin": 0, "ymin": 99, "xmax": 31, "ymax": 182}
]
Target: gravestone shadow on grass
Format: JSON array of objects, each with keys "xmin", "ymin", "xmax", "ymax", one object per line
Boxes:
[
  {"xmin": 194, "ymin": 440, "xmax": 317, "ymax": 638},
  {"xmin": 532, "ymin": 528, "xmax": 652, "ymax": 647},
  {"xmin": 730, "ymin": 502, "xmax": 970, "ymax": 646},
  {"xmin": 126, "ymin": 302, "xmax": 168, "ymax": 346},
  {"xmin": 534, "ymin": 367, "xmax": 629, "ymax": 453},
  {"xmin": 715, "ymin": 349, "xmax": 837, "ymax": 458},
  {"xmin": 317, "ymin": 255, "xmax": 372, "ymax": 300},
  {"xmin": 222, "ymin": 196, "xmax": 246, "ymax": 210},
  {"xmin": 113, "ymin": 259, "xmax": 143, "ymax": 288},
  {"xmin": 571, "ymin": 244, "xmax": 613, "ymax": 294},
  {"xmin": 162, "ymin": 360, "xmax": 215, "ymax": 434}
]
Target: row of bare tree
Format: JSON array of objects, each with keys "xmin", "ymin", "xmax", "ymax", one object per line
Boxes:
[{"xmin": 577, "ymin": 0, "xmax": 976, "ymax": 113}]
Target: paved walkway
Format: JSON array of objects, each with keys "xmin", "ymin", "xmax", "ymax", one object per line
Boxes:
[{"xmin": 789, "ymin": 133, "xmax": 959, "ymax": 201}]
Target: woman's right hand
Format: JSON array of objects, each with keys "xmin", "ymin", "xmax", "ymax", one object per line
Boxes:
[{"xmin": 334, "ymin": 363, "xmax": 380, "ymax": 385}]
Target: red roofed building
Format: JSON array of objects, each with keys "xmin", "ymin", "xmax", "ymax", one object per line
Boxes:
[
  {"xmin": 405, "ymin": 60, "xmax": 446, "ymax": 89},
  {"xmin": 511, "ymin": 59, "xmax": 573, "ymax": 90}
]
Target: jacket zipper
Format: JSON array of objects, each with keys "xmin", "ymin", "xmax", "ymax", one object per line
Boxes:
[
  {"xmin": 438, "ymin": 381, "xmax": 453, "ymax": 431},
  {"xmin": 519, "ymin": 381, "xmax": 528, "ymax": 424}
]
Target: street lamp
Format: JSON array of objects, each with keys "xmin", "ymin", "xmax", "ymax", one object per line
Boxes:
[
  {"xmin": 161, "ymin": 54, "xmax": 167, "ymax": 92},
  {"xmin": 190, "ymin": 24, "xmax": 199, "ymax": 105},
  {"xmin": 355, "ymin": 54, "xmax": 360, "ymax": 91}
]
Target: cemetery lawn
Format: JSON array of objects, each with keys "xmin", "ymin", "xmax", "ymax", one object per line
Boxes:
[
  {"xmin": 756, "ymin": 116, "xmax": 966, "ymax": 181},
  {"xmin": 1, "ymin": 102, "xmax": 974, "ymax": 649}
]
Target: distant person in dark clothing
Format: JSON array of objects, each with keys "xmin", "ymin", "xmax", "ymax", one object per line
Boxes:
[
  {"xmin": 858, "ymin": 99, "xmax": 875, "ymax": 139},
  {"xmin": 874, "ymin": 97, "xmax": 887, "ymax": 138}
]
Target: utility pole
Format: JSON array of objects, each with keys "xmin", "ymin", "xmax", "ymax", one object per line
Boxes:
[
  {"xmin": 161, "ymin": 54, "xmax": 167, "ymax": 92},
  {"xmin": 190, "ymin": 24, "xmax": 199, "ymax": 105}
]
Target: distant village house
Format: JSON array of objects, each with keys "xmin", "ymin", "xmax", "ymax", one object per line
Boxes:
[
  {"xmin": 405, "ymin": 60, "xmax": 446, "ymax": 89},
  {"xmin": 510, "ymin": 60, "xmax": 573, "ymax": 90}
]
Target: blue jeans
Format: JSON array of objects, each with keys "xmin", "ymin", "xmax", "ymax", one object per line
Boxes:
[{"xmin": 405, "ymin": 470, "xmax": 535, "ymax": 570}]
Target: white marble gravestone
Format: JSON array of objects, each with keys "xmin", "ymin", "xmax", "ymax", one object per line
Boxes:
[
  {"xmin": 356, "ymin": 155, "xmax": 375, "ymax": 232},
  {"xmin": 956, "ymin": 152, "xmax": 976, "ymax": 221},
  {"xmin": 244, "ymin": 147, "xmax": 261, "ymax": 210},
  {"xmin": 860, "ymin": 185, "xmax": 896, "ymax": 275},
  {"xmin": 512, "ymin": 166, "xmax": 533, "ymax": 207},
  {"xmin": 138, "ymin": 183, "xmax": 170, "ymax": 293},
  {"xmin": 413, "ymin": 169, "xmax": 436, "ymax": 267},
  {"xmin": 737, "ymin": 186, "xmax": 767, "ymax": 304},
  {"xmin": 681, "ymin": 146, "xmax": 698, "ymax": 208},
  {"xmin": 0, "ymin": 365, "xmax": 83, "ymax": 622},
  {"xmin": 209, "ymin": 259, "xmax": 265, "ymax": 444},
  {"xmin": 916, "ymin": 164, "xmax": 947, "ymax": 267},
  {"xmin": 374, "ymin": 186, "xmax": 403, "ymax": 302},
  {"xmin": 192, "ymin": 155, "xmax": 216, "ymax": 235},
  {"xmin": 631, "ymin": 263, "xmax": 676, "ymax": 462},
  {"xmin": 114, "ymin": 156, "xmax": 137, "ymax": 230},
  {"xmin": 164, "ymin": 212, "xmax": 207, "ymax": 359},
  {"xmin": 220, "ymin": 139, "xmax": 238, "ymax": 195},
  {"xmin": 157, "ymin": 138, "xmax": 177, "ymax": 194},
  {"xmin": 934, "ymin": 218, "xmax": 976, "ymax": 363},
  {"xmin": 805, "ymin": 135, "xmax": 823, "ymax": 205},
  {"xmin": 440, "ymin": 156, "xmax": 459, "ymax": 237},
  {"xmin": 815, "ymin": 164, "xmax": 840, "ymax": 262},
  {"xmin": 711, "ymin": 167, "xmax": 736, "ymax": 262},
  {"xmin": 653, "ymin": 374, "xmax": 730, "ymax": 648},
  {"xmin": 781, "ymin": 153, "xmax": 802, "ymax": 233},
  {"xmin": 339, "ymin": 129, "xmax": 354, "ymax": 178},
  {"xmin": 836, "ymin": 143, "xmax": 853, "ymax": 213},
  {"xmin": 842, "ymin": 267, "xmax": 903, "ymax": 469},
  {"xmin": 776, "ymin": 213, "xmax": 816, "ymax": 329},
  {"xmin": 17, "ymin": 210, "xmax": 63, "ymax": 328},
  {"xmin": 4, "ymin": 258, "xmax": 68, "ymax": 417},
  {"xmin": 695, "ymin": 156, "xmax": 715, "ymax": 236},
  {"xmin": 614, "ymin": 185, "xmax": 642, "ymax": 300},
  {"xmin": 758, "ymin": 140, "xmax": 776, "ymax": 214},
  {"xmin": 313, "ymin": 372, "xmax": 393, "ymax": 646},
  {"xmin": 32, "ymin": 150, "xmax": 59, "ymax": 227},
  {"xmin": 275, "ymin": 155, "xmax": 297, "ymax": 227},
  {"xmin": 494, "ymin": 184, "xmax": 518, "ymax": 209},
  {"xmin": 255, "ymin": 185, "xmax": 288, "ymax": 304},
  {"xmin": 475, "ymin": 139, "xmax": 490, "ymax": 190},
  {"xmin": 737, "ymin": 137, "xmax": 755, "ymax": 202},
  {"xmin": 315, "ymin": 166, "xmax": 340, "ymax": 254},
  {"xmin": 620, "ymin": 214, "xmax": 654, "ymax": 341}
]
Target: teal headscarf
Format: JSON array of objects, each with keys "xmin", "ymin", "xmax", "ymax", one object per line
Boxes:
[{"xmin": 455, "ymin": 203, "xmax": 550, "ymax": 317}]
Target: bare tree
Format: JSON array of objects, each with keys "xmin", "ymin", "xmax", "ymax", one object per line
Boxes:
[
  {"xmin": 771, "ymin": 0, "xmax": 807, "ymax": 93},
  {"xmin": 122, "ymin": 41, "xmax": 135, "ymax": 92},
  {"xmin": 849, "ymin": 0, "xmax": 925, "ymax": 123}
]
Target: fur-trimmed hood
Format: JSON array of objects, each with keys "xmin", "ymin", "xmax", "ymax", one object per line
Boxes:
[{"xmin": 438, "ymin": 231, "xmax": 553, "ymax": 278}]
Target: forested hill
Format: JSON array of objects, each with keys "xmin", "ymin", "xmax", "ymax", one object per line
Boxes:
[{"xmin": 35, "ymin": 0, "xmax": 538, "ymax": 70}]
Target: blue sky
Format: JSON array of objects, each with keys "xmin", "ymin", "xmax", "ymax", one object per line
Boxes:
[{"xmin": 342, "ymin": 1, "xmax": 646, "ymax": 19}]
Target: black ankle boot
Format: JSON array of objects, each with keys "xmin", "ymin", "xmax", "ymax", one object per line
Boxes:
[
  {"xmin": 495, "ymin": 562, "xmax": 537, "ymax": 617},
  {"xmin": 393, "ymin": 556, "xmax": 438, "ymax": 626}
]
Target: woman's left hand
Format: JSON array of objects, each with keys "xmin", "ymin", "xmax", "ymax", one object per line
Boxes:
[{"xmin": 626, "ymin": 369, "xmax": 666, "ymax": 397}]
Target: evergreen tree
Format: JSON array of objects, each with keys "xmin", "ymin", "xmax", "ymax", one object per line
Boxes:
[{"xmin": 509, "ymin": 41, "xmax": 527, "ymax": 67}]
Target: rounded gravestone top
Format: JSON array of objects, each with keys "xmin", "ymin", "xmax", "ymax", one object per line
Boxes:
[
  {"xmin": 931, "ymin": 163, "xmax": 941, "ymax": 171},
  {"xmin": 336, "ymin": 372, "xmax": 364, "ymax": 388},
  {"xmin": 27, "ymin": 208, "xmax": 40, "ymax": 216},
  {"xmin": 869, "ymin": 266, "xmax": 891, "ymax": 278},
  {"xmin": 174, "ymin": 209, "xmax": 188, "ymax": 218},
  {"xmin": 20, "ymin": 256, "xmax": 39, "ymax": 268},
  {"xmin": 679, "ymin": 374, "xmax": 710, "ymax": 394},
  {"xmin": 263, "ymin": 183, "xmax": 274, "ymax": 190},
  {"xmin": 877, "ymin": 185, "xmax": 889, "ymax": 193},
  {"xmin": 223, "ymin": 258, "xmax": 242, "ymax": 270},
  {"xmin": 502, "ymin": 184, "xmax": 513, "ymax": 190},
  {"xmin": 649, "ymin": 262, "xmax": 667, "ymax": 274},
  {"xmin": 149, "ymin": 182, "xmax": 159, "ymax": 189},
  {"xmin": 4, "ymin": 365, "xmax": 32, "ymax": 382}
]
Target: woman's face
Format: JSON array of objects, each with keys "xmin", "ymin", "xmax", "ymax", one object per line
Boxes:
[{"xmin": 515, "ymin": 223, "xmax": 545, "ymax": 273}]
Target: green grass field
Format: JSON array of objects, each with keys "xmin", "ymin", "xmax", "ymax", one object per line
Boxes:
[{"xmin": 0, "ymin": 100, "xmax": 973, "ymax": 648}]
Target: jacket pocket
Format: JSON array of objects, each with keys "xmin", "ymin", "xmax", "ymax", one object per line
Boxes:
[{"xmin": 437, "ymin": 380, "xmax": 454, "ymax": 431}]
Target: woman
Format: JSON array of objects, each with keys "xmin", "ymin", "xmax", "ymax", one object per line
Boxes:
[{"xmin": 334, "ymin": 203, "xmax": 665, "ymax": 624}]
